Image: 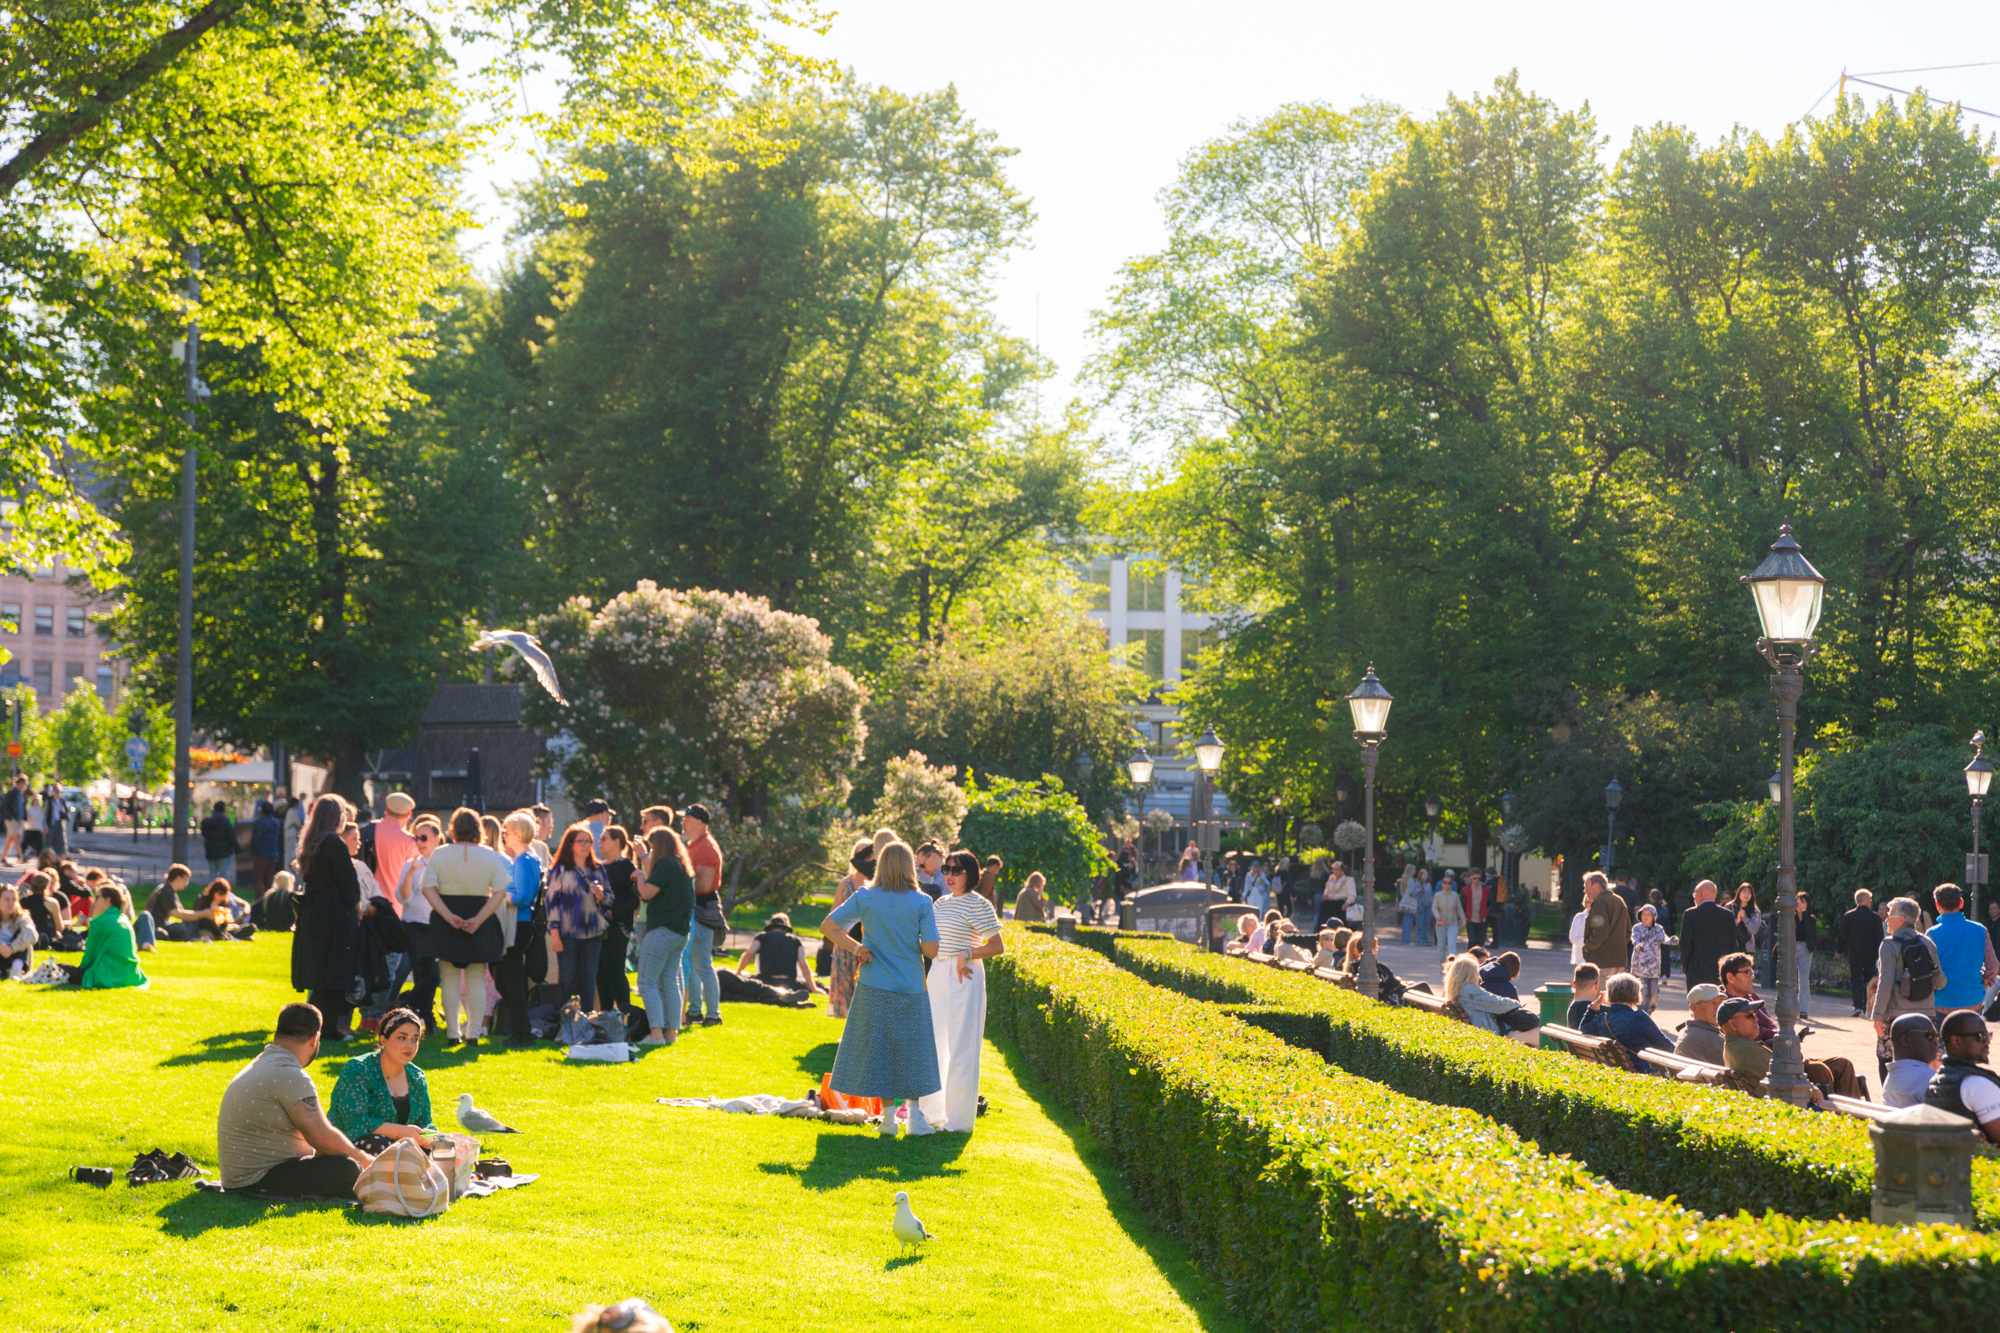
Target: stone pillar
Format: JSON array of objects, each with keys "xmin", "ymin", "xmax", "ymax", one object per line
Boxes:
[{"xmin": 1870, "ymin": 1103, "xmax": 1978, "ymax": 1229}]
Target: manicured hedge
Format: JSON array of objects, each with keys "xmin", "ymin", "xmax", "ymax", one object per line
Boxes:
[
  {"xmin": 1107, "ymin": 933, "xmax": 2000, "ymax": 1227},
  {"xmin": 991, "ymin": 927, "xmax": 2000, "ymax": 1330}
]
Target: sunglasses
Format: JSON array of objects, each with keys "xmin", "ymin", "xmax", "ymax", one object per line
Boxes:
[{"xmin": 944, "ymin": 868, "xmax": 967, "ymax": 877}]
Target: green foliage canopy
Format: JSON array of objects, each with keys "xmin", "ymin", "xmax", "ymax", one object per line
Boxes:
[{"xmin": 957, "ymin": 773, "xmax": 1111, "ymax": 909}]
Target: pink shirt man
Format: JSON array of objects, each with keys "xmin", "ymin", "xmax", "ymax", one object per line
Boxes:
[{"xmin": 373, "ymin": 794, "xmax": 419, "ymax": 917}]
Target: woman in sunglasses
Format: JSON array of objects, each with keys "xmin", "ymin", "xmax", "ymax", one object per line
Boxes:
[
  {"xmin": 916, "ymin": 849, "xmax": 1005, "ymax": 1133},
  {"xmin": 393, "ymin": 815, "xmax": 444, "ymax": 1028}
]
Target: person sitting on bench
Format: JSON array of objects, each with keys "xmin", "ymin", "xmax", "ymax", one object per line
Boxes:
[
  {"xmin": 218, "ymin": 1003, "xmax": 374, "ymax": 1198},
  {"xmin": 1443, "ymin": 953, "xmax": 1539, "ymax": 1045},
  {"xmin": 1580, "ymin": 971, "xmax": 1674, "ymax": 1066}
]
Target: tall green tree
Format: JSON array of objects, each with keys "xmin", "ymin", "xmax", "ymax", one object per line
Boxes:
[{"xmin": 492, "ymin": 78, "xmax": 1037, "ymax": 654}]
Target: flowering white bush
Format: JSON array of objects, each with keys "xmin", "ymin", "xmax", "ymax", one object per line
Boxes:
[
  {"xmin": 874, "ymin": 750, "xmax": 969, "ymax": 850},
  {"xmin": 512, "ymin": 583, "xmax": 867, "ymax": 820}
]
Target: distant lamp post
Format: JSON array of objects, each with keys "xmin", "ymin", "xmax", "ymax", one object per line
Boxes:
[
  {"xmin": 1767, "ymin": 772, "xmax": 1782, "ymax": 805},
  {"xmin": 1968, "ymin": 731, "xmax": 1993, "ymax": 920},
  {"xmin": 1189, "ymin": 726, "xmax": 1224, "ymax": 877},
  {"xmin": 1074, "ymin": 752, "xmax": 1094, "ymax": 786},
  {"xmin": 1601, "ymin": 778, "xmax": 1623, "ymax": 871},
  {"xmin": 1346, "ymin": 665, "xmax": 1393, "ymax": 1000},
  {"xmin": 1743, "ymin": 521, "xmax": 1827, "ymax": 1108},
  {"xmin": 1126, "ymin": 746, "xmax": 1155, "ymax": 891},
  {"xmin": 1425, "ymin": 793, "xmax": 1441, "ymax": 863}
]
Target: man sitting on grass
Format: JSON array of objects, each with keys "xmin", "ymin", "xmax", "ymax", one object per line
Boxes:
[{"xmin": 218, "ymin": 1003, "xmax": 374, "ymax": 1198}]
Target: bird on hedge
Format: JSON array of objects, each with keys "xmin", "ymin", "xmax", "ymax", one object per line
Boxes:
[
  {"xmin": 456, "ymin": 1092, "xmax": 519, "ymax": 1134},
  {"xmin": 471, "ymin": 629, "xmax": 566, "ymax": 704},
  {"xmin": 892, "ymin": 1191, "xmax": 935, "ymax": 1253}
]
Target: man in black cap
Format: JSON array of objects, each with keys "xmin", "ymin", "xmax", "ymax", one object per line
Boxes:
[
  {"xmin": 581, "ymin": 799, "xmax": 615, "ymax": 861},
  {"xmin": 1927, "ymin": 1012, "xmax": 2000, "ymax": 1143},
  {"xmin": 1718, "ymin": 996, "xmax": 1772, "ymax": 1083}
]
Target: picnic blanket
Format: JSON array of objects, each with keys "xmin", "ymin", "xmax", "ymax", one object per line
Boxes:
[
  {"xmin": 656, "ymin": 1093, "xmax": 871, "ymax": 1124},
  {"xmin": 193, "ymin": 1173, "xmax": 538, "ymax": 1203}
]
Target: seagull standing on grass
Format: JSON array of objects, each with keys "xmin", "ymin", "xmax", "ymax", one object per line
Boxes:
[
  {"xmin": 892, "ymin": 1191, "xmax": 935, "ymax": 1253},
  {"xmin": 456, "ymin": 1092, "xmax": 519, "ymax": 1134},
  {"xmin": 471, "ymin": 630, "xmax": 566, "ymax": 705}
]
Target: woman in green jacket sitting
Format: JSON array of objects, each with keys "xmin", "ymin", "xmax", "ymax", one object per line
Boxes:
[
  {"xmin": 328, "ymin": 1008, "xmax": 438, "ymax": 1143},
  {"xmin": 78, "ymin": 884, "xmax": 147, "ymax": 989}
]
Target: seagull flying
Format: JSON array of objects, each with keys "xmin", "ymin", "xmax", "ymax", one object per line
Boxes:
[
  {"xmin": 891, "ymin": 1190, "xmax": 935, "ymax": 1253},
  {"xmin": 456, "ymin": 1092, "xmax": 518, "ymax": 1134},
  {"xmin": 471, "ymin": 630, "xmax": 566, "ymax": 705}
]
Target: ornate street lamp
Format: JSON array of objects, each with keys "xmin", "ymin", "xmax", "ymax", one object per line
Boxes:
[
  {"xmin": 1194, "ymin": 726, "xmax": 1225, "ymax": 774},
  {"xmin": 1125, "ymin": 748, "xmax": 1154, "ymax": 788},
  {"xmin": 1346, "ymin": 665, "xmax": 1393, "ymax": 1000},
  {"xmin": 1968, "ymin": 731, "xmax": 1993, "ymax": 920},
  {"xmin": 1075, "ymin": 752, "xmax": 1094, "ymax": 785},
  {"xmin": 1767, "ymin": 772, "xmax": 1782, "ymax": 804},
  {"xmin": 1742, "ymin": 521, "xmax": 1826, "ymax": 1107},
  {"xmin": 1602, "ymin": 778, "xmax": 1623, "ymax": 872},
  {"xmin": 1189, "ymin": 726, "xmax": 1224, "ymax": 881}
]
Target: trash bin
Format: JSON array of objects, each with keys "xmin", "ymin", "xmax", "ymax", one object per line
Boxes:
[
  {"xmin": 1118, "ymin": 900, "xmax": 1137, "ymax": 931},
  {"xmin": 1534, "ymin": 982, "xmax": 1574, "ymax": 1052}
]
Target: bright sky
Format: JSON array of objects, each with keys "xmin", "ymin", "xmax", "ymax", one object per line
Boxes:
[{"xmin": 461, "ymin": 0, "xmax": 2000, "ymax": 456}]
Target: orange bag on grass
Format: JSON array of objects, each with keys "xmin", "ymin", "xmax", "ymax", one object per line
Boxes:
[{"xmin": 818, "ymin": 1073, "xmax": 881, "ymax": 1116}]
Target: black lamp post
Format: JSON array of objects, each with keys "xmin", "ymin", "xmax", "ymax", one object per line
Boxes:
[
  {"xmin": 1346, "ymin": 666, "xmax": 1393, "ymax": 1000},
  {"xmin": 1425, "ymin": 793, "xmax": 1441, "ymax": 864},
  {"xmin": 1766, "ymin": 772, "xmax": 1782, "ymax": 804},
  {"xmin": 1499, "ymin": 789, "xmax": 1522, "ymax": 943},
  {"xmin": 1968, "ymin": 732, "xmax": 1993, "ymax": 921},
  {"xmin": 1192, "ymin": 726, "xmax": 1224, "ymax": 879},
  {"xmin": 1601, "ymin": 778, "xmax": 1623, "ymax": 872},
  {"xmin": 1743, "ymin": 522, "xmax": 1826, "ymax": 1107},
  {"xmin": 1127, "ymin": 747, "xmax": 1154, "ymax": 889},
  {"xmin": 1075, "ymin": 752, "xmax": 1094, "ymax": 786}
]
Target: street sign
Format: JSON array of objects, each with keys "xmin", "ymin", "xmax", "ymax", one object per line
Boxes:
[
  {"xmin": 125, "ymin": 736, "xmax": 151, "ymax": 763},
  {"xmin": 0, "ymin": 671, "xmax": 18, "ymax": 689},
  {"xmin": 4, "ymin": 742, "xmax": 18, "ymax": 758},
  {"xmin": 1970, "ymin": 853, "xmax": 1990, "ymax": 887}
]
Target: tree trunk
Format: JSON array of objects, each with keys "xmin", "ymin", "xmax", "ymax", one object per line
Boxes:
[
  {"xmin": 1468, "ymin": 808, "xmax": 1489, "ymax": 881},
  {"xmin": 329, "ymin": 733, "xmax": 367, "ymax": 804}
]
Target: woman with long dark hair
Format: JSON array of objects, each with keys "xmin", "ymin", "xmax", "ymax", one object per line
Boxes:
[
  {"xmin": 291, "ymin": 794, "xmax": 362, "ymax": 1039},
  {"xmin": 634, "ymin": 825, "xmax": 695, "ymax": 1046},
  {"xmin": 546, "ymin": 822, "xmax": 610, "ymax": 1013},
  {"xmin": 917, "ymin": 849, "xmax": 1004, "ymax": 1133}
]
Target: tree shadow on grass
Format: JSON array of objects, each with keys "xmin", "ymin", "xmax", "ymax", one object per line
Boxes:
[
  {"xmin": 156, "ymin": 1030, "xmax": 269, "ymax": 1068},
  {"xmin": 793, "ymin": 1041, "xmax": 838, "ymax": 1078},
  {"xmin": 759, "ymin": 1125, "xmax": 969, "ymax": 1193},
  {"xmin": 987, "ymin": 1031, "xmax": 1249, "ymax": 1333}
]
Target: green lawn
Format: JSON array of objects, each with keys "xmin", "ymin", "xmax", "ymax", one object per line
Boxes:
[{"xmin": 2, "ymin": 936, "xmax": 1242, "ymax": 1333}]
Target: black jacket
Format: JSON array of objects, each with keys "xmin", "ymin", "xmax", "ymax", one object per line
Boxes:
[
  {"xmin": 1677, "ymin": 900, "xmax": 1737, "ymax": 988},
  {"xmin": 1838, "ymin": 905, "xmax": 1886, "ymax": 961},
  {"xmin": 200, "ymin": 812, "xmax": 237, "ymax": 862},
  {"xmin": 290, "ymin": 835, "xmax": 361, "ymax": 994}
]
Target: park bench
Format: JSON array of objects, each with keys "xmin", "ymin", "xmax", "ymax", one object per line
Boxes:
[
  {"xmin": 1825, "ymin": 1093, "xmax": 1894, "ymax": 1121},
  {"xmin": 1313, "ymin": 966, "xmax": 1358, "ymax": 991},
  {"xmin": 1541, "ymin": 1023, "xmax": 1641, "ymax": 1073},
  {"xmin": 1401, "ymin": 988, "xmax": 1475, "ymax": 1027}
]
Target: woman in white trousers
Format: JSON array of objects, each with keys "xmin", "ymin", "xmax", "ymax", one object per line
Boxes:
[{"xmin": 918, "ymin": 850, "xmax": 1006, "ymax": 1132}]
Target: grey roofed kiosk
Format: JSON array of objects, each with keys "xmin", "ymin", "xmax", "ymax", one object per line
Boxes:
[{"xmin": 1129, "ymin": 882, "xmax": 1232, "ymax": 947}]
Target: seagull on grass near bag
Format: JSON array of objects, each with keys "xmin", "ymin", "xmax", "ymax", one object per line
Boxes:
[
  {"xmin": 892, "ymin": 1191, "xmax": 935, "ymax": 1254},
  {"xmin": 471, "ymin": 629, "xmax": 566, "ymax": 705},
  {"xmin": 456, "ymin": 1093, "xmax": 519, "ymax": 1134}
]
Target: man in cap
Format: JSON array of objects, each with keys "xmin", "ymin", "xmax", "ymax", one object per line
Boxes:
[
  {"xmin": 373, "ymin": 793, "xmax": 418, "ymax": 918},
  {"xmin": 1718, "ymin": 996, "xmax": 1773, "ymax": 1083},
  {"xmin": 581, "ymin": 799, "xmax": 615, "ymax": 860},
  {"xmin": 1673, "ymin": 983, "xmax": 1726, "ymax": 1064},
  {"xmin": 1881, "ymin": 1013, "xmax": 1941, "ymax": 1108},
  {"xmin": 1927, "ymin": 1012, "xmax": 2000, "ymax": 1144}
]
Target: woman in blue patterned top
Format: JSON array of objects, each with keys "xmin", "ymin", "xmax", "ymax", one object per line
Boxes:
[
  {"xmin": 328, "ymin": 1009, "xmax": 439, "ymax": 1144},
  {"xmin": 546, "ymin": 824, "xmax": 610, "ymax": 1013}
]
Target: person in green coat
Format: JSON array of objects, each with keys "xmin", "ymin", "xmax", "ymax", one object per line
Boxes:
[
  {"xmin": 327, "ymin": 1009, "xmax": 439, "ymax": 1144},
  {"xmin": 78, "ymin": 885, "xmax": 147, "ymax": 990}
]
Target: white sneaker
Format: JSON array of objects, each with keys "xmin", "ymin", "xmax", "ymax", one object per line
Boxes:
[{"xmin": 904, "ymin": 1105, "xmax": 936, "ymax": 1136}]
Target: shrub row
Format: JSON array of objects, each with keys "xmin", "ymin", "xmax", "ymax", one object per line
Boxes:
[
  {"xmin": 990, "ymin": 927, "xmax": 2000, "ymax": 1329},
  {"xmin": 1106, "ymin": 933, "xmax": 2000, "ymax": 1227}
]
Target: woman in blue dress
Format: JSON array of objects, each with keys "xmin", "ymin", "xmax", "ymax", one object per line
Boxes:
[{"xmin": 821, "ymin": 841, "xmax": 940, "ymax": 1138}]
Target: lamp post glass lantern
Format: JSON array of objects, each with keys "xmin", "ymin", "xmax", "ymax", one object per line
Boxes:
[
  {"xmin": 1188, "ymin": 726, "xmax": 1224, "ymax": 872},
  {"xmin": 1074, "ymin": 752, "xmax": 1094, "ymax": 785},
  {"xmin": 1345, "ymin": 665, "xmax": 1393, "ymax": 999},
  {"xmin": 1767, "ymin": 772, "xmax": 1782, "ymax": 804},
  {"xmin": 1969, "ymin": 731, "xmax": 1992, "ymax": 919},
  {"xmin": 1742, "ymin": 522, "xmax": 1827, "ymax": 1107}
]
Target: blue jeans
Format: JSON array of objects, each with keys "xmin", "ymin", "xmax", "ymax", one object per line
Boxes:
[
  {"xmin": 1399, "ymin": 911, "xmax": 1414, "ymax": 946},
  {"xmin": 636, "ymin": 926, "xmax": 687, "ymax": 1034},
  {"xmin": 131, "ymin": 912, "xmax": 156, "ymax": 949},
  {"xmin": 555, "ymin": 935, "xmax": 605, "ymax": 1012},
  {"xmin": 686, "ymin": 921, "xmax": 719, "ymax": 1020}
]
